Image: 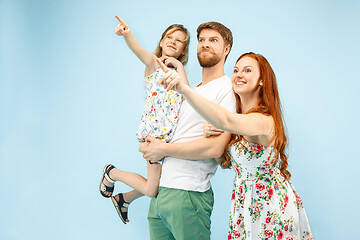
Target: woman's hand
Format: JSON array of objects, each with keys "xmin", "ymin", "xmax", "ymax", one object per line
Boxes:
[
  {"xmin": 203, "ymin": 121, "xmax": 224, "ymax": 138},
  {"xmin": 156, "ymin": 58, "xmax": 188, "ymax": 93},
  {"xmin": 115, "ymin": 15, "xmax": 130, "ymax": 36}
]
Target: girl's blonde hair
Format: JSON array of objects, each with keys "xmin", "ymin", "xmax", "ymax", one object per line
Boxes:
[{"xmin": 154, "ymin": 24, "xmax": 190, "ymax": 66}]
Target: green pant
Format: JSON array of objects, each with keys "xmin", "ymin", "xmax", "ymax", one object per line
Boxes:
[{"xmin": 148, "ymin": 186, "xmax": 214, "ymax": 240}]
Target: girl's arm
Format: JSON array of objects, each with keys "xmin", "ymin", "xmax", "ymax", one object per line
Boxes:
[
  {"xmin": 157, "ymin": 59, "xmax": 274, "ymax": 137},
  {"xmin": 115, "ymin": 16, "xmax": 156, "ymax": 69}
]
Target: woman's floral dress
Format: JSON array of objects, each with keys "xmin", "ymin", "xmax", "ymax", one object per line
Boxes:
[
  {"xmin": 136, "ymin": 68, "xmax": 183, "ymax": 143},
  {"xmin": 227, "ymin": 140, "xmax": 313, "ymax": 240}
]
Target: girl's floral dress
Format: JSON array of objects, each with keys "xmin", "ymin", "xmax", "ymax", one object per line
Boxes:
[
  {"xmin": 136, "ymin": 68, "xmax": 183, "ymax": 143},
  {"xmin": 227, "ymin": 140, "xmax": 313, "ymax": 240}
]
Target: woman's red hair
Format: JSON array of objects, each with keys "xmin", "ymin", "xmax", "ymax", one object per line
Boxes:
[{"xmin": 221, "ymin": 52, "xmax": 291, "ymax": 181}]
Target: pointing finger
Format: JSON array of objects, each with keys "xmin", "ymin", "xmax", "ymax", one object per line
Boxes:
[
  {"xmin": 156, "ymin": 58, "xmax": 170, "ymax": 73},
  {"xmin": 115, "ymin": 15, "xmax": 126, "ymax": 25}
]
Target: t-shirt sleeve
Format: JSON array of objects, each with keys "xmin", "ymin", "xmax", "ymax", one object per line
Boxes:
[{"xmin": 217, "ymin": 85, "xmax": 237, "ymax": 113}]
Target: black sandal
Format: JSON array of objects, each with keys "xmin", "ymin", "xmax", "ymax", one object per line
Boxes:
[
  {"xmin": 99, "ymin": 164, "xmax": 116, "ymax": 198},
  {"xmin": 111, "ymin": 193, "xmax": 130, "ymax": 224}
]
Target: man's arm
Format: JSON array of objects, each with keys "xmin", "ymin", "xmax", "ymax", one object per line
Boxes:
[
  {"xmin": 165, "ymin": 132, "xmax": 231, "ymax": 159},
  {"xmin": 140, "ymin": 131, "xmax": 231, "ymax": 162}
]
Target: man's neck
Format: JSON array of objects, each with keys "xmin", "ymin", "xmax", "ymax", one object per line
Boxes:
[{"xmin": 201, "ymin": 61, "xmax": 226, "ymax": 85}]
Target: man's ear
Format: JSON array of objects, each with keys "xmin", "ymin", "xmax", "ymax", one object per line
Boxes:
[{"xmin": 224, "ymin": 44, "xmax": 231, "ymax": 56}]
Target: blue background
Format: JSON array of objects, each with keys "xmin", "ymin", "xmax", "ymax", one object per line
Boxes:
[{"xmin": 1, "ymin": 0, "xmax": 359, "ymax": 239}]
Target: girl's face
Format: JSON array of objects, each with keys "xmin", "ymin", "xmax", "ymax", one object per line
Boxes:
[
  {"xmin": 160, "ymin": 30, "xmax": 187, "ymax": 59},
  {"xmin": 232, "ymin": 56, "xmax": 263, "ymax": 96}
]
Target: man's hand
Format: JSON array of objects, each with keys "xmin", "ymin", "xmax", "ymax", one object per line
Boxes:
[
  {"xmin": 138, "ymin": 137, "xmax": 166, "ymax": 163},
  {"xmin": 138, "ymin": 141, "xmax": 149, "ymax": 154}
]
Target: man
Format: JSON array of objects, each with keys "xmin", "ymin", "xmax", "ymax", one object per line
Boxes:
[{"xmin": 140, "ymin": 22, "xmax": 236, "ymax": 240}]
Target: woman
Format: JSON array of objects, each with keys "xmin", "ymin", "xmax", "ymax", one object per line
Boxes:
[{"xmin": 157, "ymin": 53, "xmax": 313, "ymax": 239}]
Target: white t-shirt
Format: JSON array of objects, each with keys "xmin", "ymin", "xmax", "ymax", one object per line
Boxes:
[{"xmin": 159, "ymin": 75, "xmax": 237, "ymax": 192}]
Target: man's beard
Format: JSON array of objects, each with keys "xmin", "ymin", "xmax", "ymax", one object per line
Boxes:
[{"xmin": 197, "ymin": 50, "xmax": 222, "ymax": 67}]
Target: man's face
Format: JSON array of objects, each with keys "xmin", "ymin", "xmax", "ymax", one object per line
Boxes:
[{"xmin": 197, "ymin": 29, "xmax": 227, "ymax": 68}]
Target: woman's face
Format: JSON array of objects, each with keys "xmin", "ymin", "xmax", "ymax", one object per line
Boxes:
[
  {"xmin": 232, "ymin": 56, "xmax": 263, "ymax": 96},
  {"xmin": 160, "ymin": 30, "xmax": 187, "ymax": 59}
]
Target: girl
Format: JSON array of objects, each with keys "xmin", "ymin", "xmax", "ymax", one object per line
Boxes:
[
  {"xmin": 99, "ymin": 16, "xmax": 190, "ymax": 224},
  {"xmin": 159, "ymin": 53, "xmax": 313, "ymax": 239}
]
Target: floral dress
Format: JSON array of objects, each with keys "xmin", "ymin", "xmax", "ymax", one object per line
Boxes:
[
  {"xmin": 136, "ymin": 68, "xmax": 183, "ymax": 143},
  {"xmin": 227, "ymin": 140, "xmax": 313, "ymax": 240}
]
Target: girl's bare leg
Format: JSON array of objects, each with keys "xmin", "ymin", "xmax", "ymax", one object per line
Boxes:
[
  {"xmin": 108, "ymin": 161, "xmax": 162, "ymax": 197},
  {"xmin": 105, "ymin": 162, "xmax": 161, "ymax": 222}
]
